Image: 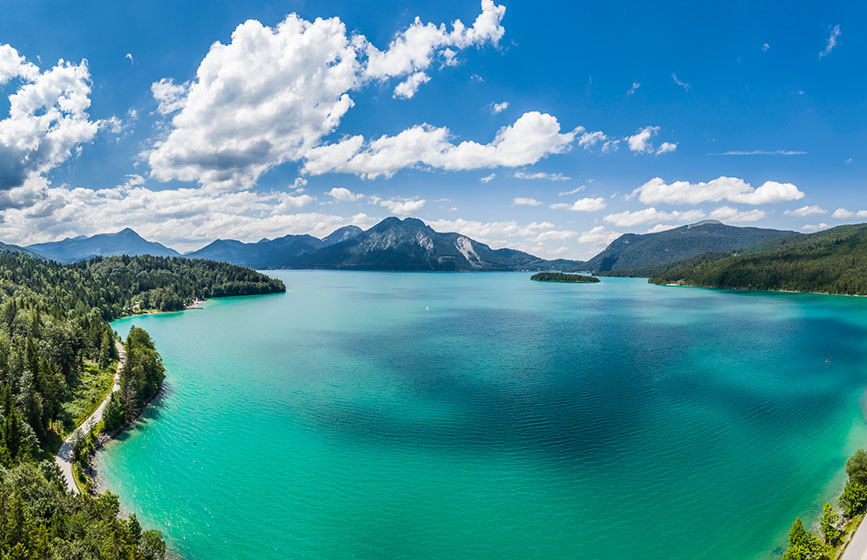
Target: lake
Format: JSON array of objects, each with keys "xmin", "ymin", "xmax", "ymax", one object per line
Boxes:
[{"xmin": 98, "ymin": 272, "xmax": 867, "ymax": 559}]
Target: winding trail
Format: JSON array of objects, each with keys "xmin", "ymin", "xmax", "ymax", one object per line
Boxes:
[{"xmin": 55, "ymin": 341, "xmax": 125, "ymax": 494}]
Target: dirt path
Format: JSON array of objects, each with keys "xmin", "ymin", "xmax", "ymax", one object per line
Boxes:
[{"xmin": 55, "ymin": 341, "xmax": 125, "ymax": 494}]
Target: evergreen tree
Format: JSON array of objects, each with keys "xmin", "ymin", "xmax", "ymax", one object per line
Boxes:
[{"xmin": 818, "ymin": 502, "xmax": 840, "ymax": 544}]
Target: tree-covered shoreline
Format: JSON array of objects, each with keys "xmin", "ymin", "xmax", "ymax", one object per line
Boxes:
[
  {"xmin": 0, "ymin": 253, "xmax": 285, "ymax": 558},
  {"xmin": 649, "ymin": 225, "xmax": 867, "ymax": 296},
  {"xmin": 530, "ymin": 272, "xmax": 600, "ymax": 283}
]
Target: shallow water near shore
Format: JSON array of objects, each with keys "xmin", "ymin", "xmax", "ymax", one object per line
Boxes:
[{"xmin": 99, "ymin": 272, "xmax": 867, "ymax": 559}]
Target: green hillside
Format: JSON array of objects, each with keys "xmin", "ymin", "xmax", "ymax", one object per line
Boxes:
[
  {"xmin": 584, "ymin": 220, "xmax": 797, "ymax": 275},
  {"xmin": 650, "ymin": 224, "xmax": 867, "ymax": 295}
]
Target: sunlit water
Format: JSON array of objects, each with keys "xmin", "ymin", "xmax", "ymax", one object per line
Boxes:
[{"xmin": 98, "ymin": 272, "xmax": 867, "ymax": 559}]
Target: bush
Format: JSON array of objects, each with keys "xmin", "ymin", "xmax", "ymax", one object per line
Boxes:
[
  {"xmin": 847, "ymin": 449, "xmax": 867, "ymax": 486},
  {"xmin": 840, "ymin": 480, "xmax": 867, "ymax": 518}
]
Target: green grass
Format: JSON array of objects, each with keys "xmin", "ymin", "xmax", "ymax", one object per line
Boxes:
[
  {"xmin": 832, "ymin": 512, "xmax": 865, "ymax": 559},
  {"xmin": 59, "ymin": 359, "xmax": 116, "ymax": 438}
]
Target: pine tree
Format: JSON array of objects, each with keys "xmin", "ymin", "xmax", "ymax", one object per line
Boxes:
[{"xmin": 819, "ymin": 502, "xmax": 840, "ymax": 544}]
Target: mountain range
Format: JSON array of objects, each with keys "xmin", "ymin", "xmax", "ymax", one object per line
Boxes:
[
  {"xmin": 27, "ymin": 228, "xmax": 180, "ymax": 264},
  {"xmin": 22, "ymin": 218, "xmax": 806, "ymax": 274},
  {"xmin": 584, "ymin": 220, "xmax": 798, "ymax": 276},
  {"xmin": 24, "ymin": 219, "xmax": 570, "ymax": 271},
  {"xmin": 185, "ymin": 226, "xmax": 363, "ymax": 269},
  {"xmin": 292, "ymin": 217, "xmax": 555, "ymax": 271}
]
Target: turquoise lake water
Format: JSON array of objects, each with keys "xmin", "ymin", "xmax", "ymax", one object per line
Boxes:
[{"xmin": 99, "ymin": 272, "xmax": 867, "ymax": 559}]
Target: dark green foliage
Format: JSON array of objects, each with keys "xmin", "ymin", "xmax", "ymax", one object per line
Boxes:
[
  {"xmin": 780, "ymin": 518, "xmax": 828, "ymax": 560},
  {"xmin": 0, "ymin": 463, "xmax": 166, "ymax": 559},
  {"xmin": 0, "ymin": 253, "xmax": 284, "ymax": 317},
  {"xmin": 840, "ymin": 480, "xmax": 867, "ymax": 518},
  {"xmin": 0, "ymin": 251, "xmax": 283, "ymax": 556},
  {"xmin": 101, "ymin": 393, "xmax": 126, "ymax": 433},
  {"xmin": 530, "ymin": 272, "xmax": 600, "ymax": 283},
  {"xmin": 651, "ymin": 224, "xmax": 867, "ymax": 295},
  {"xmin": 818, "ymin": 502, "xmax": 840, "ymax": 545},
  {"xmin": 597, "ymin": 251, "xmax": 733, "ymax": 279},
  {"xmin": 120, "ymin": 327, "xmax": 165, "ymax": 409},
  {"xmin": 847, "ymin": 449, "xmax": 867, "ymax": 486},
  {"xmin": 97, "ymin": 332, "xmax": 116, "ymax": 370}
]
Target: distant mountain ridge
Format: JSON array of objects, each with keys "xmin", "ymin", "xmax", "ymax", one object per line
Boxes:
[
  {"xmin": 25, "ymin": 219, "xmax": 570, "ymax": 271},
  {"xmin": 185, "ymin": 225, "xmax": 364, "ymax": 269},
  {"xmin": 293, "ymin": 217, "xmax": 561, "ymax": 271},
  {"xmin": 22, "ymin": 218, "xmax": 807, "ymax": 274},
  {"xmin": 584, "ymin": 220, "xmax": 799, "ymax": 275},
  {"xmin": 28, "ymin": 228, "xmax": 180, "ymax": 263}
]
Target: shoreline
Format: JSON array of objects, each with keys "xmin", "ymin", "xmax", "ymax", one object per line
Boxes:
[
  {"xmin": 87, "ymin": 383, "xmax": 164, "ymax": 491},
  {"xmin": 658, "ymin": 281, "xmax": 867, "ymax": 298},
  {"xmin": 54, "ymin": 341, "xmax": 125, "ymax": 494},
  {"xmin": 69, "ymin": 298, "xmax": 206, "ymax": 494},
  {"xmin": 125, "ymin": 297, "xmax": 207, "ymax": 318}
]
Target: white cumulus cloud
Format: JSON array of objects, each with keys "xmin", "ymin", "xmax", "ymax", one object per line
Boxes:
[
  {"xmin": 655, "ymin": 142, "xmax": 677, "ymax": 155},
  {"xmin": 0, "ymin": 44, "xmax": 101, "ymax": 190},
  {"xmin": 784, "ymin": 205, "xmax": 826, "ymax": 216},
  {"xmin": 603, "ymin": 207, "xmax": 705, "ymax": 227},
  {"xmin": 624, "ymin": 127, "xmax": 677, "ymax": 155},
  {"xmin": 327, "ymin": 187, "xmax": 364, "ymax": 202},
  {"xmin": 578, "ymin": 226, "xmax": 621, "ymax": 249},
  {"xmin": 303, "ymin": 111, "xmax": 578, "ymax": 179},
  {"xmin": 393, "ymin": 72, "xmax": 431, "ymax": 99},
  {"xmin": 379, "ymin": 198, "xmax": 425, "ymax": 215},
  {"xmin": 489, "ymin": 101, "xmax": 509, "ymax": 114},
  {"xmin": 802, "ymin": 223, "xmax": 830, "ymax": 231},
  {"xmin": 631, "ymin": 176, "xmax": 804, "ymax": 205},
  {"xmin": 363, "ymin": 0, "xmax": 506, "ymax": 85},
  {"xmin": 513, "ymin": 197, "xmax": 542, "ymax": 206},
  {"xmin": 550, "ymin": 197, "xmax": 606, "ymax": 212},
  {"xmin": 832, "ymin": 208, "xmax": 867, "ymax": 219},
  {"xmin": 709, "ymin": 206, "xmax": 766, "ymax": 222},
  {"xmin": 147, "ymin": 2, "xmax": 508, "ymax": 191}
]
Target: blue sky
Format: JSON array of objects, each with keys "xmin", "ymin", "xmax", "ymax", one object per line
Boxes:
[{"xmin": 0, "ymin": 0, "xmax": 863, "ymax": 258}]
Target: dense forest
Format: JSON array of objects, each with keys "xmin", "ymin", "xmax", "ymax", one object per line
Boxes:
[
  {"xmin": 0, "ymin": 253, "xmax": 284, "ymax": 558},
  {"xmin": 0, "ymin": 253, "xmax": 286, "ymax": 316},
  {"xmin": 651, "ymin": 225, "xmax": 867, "ymax": 295},
  {"xmin": 103, "ymin": 328, "xmax": 165, "ymax": 434},
  {"xmin": 530, "ymin": 272, "xmax": 600, "ymax": 283}
]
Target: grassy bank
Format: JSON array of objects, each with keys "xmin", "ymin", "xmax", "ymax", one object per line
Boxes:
[{"xmin": 60, "ymin": 359, "xmax": 117, "ymax": 438}]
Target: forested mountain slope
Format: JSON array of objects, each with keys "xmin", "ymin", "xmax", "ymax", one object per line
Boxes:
[
  {"xmin": 650, "ymin": 224, "xmax": 867, "ymax": 295},
  {"xmin": 584, "ymin": 220, "xmax": 798, "ymax": 275}
]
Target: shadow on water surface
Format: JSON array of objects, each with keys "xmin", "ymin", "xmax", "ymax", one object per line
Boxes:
[{"xmin": 292, "ymin": 298, "xmax": 867, "ymax": 472}]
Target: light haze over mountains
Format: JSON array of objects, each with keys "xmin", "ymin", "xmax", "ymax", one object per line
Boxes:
[{"xmin": 22, "ymin": 217, "xmax": 804, "ymax": 273}]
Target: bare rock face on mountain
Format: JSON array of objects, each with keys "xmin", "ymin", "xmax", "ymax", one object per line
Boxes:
[{"xmin": 296, "ymin": 217, "xmax": 565, "ymax": 271}]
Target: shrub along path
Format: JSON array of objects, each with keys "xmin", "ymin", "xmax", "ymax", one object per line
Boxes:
[{"xmin": 55, "ymin": 341, "xmax": 125, "ymax": 494}]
